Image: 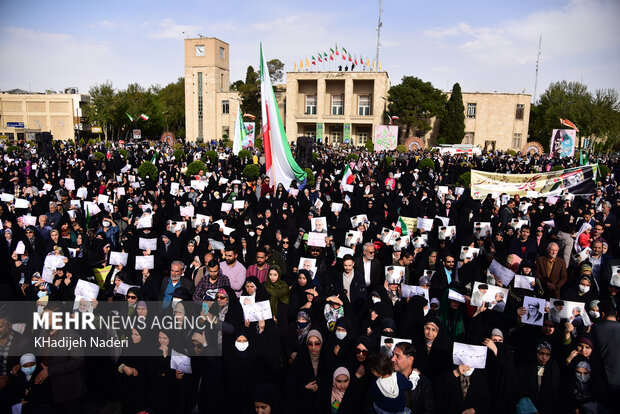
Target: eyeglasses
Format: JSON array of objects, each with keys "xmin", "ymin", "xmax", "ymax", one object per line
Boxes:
[
  {"xmin": 282, "ymin": 241, "xmax": 289, "ymax": 244},
  {"xmin": 355, "ymin": 349, "xmax": 369, "ymax": 355},
  {"xmin": 307, "ymin": 341, "xmax": 321, "ymax": 348},
  {"xmin": 366, "ymin": 251, "xmax": 375, "ymax": 254},
  {"xmin": 216, "ymin": 295, "xmax": 227, "ymax": 300},
  {"xmin": 127, "ymin": 295, "xmax": 138, "ymax": 299}
]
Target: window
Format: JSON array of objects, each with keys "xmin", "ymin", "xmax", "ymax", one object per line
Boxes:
[
  {"xmin": 222, "ymin": 126, "xmax": 229, "ymax": 139},
  {"xmin": 220, "ymin": 47, "xmax": 225, "ymax": 59},
  {"xmin": 515, "ymin": 104, "xmax": 525, "ymax": 120},
  {"xmin": 358, "ymin": 131, "xmax": 369, "ymax": 145},
  {"xmin": 305, "ymin": 95, "xmax": 317, "ymax": 115},
  {"xmin": 197, "ymin": 72, "xmax": 203, "ymax": 139},
  {"xmin": 304, "ymin": 127, "xmax": 316, "ymax": 138},
  {"xmin": 331, "ymin": 94, "xmax": 344, "ymax": 115},
  {"xmin": 222, "ymin": 100, "xmax": 229, "ymax": 114},
  {"xmin": 358, "ymin": 95, "xmax": 371, "ymax": 116},
  {"xmin": 462, "ymin": 132, "xmax": 474, "ymax": 145},
  {"xmin": 467, "ymin": 103, "xmax": 477, "ymax": 119},
  {"xmin": 332, "ymin": 131, "xmax": 342, "ymax": 143},
  {"xmin": 513, "ymin": 133, "xmax": 522, "ymax": 149}
]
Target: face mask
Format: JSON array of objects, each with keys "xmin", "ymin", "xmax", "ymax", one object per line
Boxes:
[
  {"xmin": 235, "ymin": 341, "xmax": 249, "ymax": 352},
  {"xmin": 297, "ymin": 321, "xmax": 309, "ymax": 330},
  {"xmin": 37, "ymin": 291, "xmax": 47, "ymax": 299},
  {"xmin": 579, "ymin": 285, "xmax": 590, "ymax": 293},
  {"xmin": 249, "ymin": 231, "xmax": 255, "ymax": 237},
  {"xmin": 589, "ymin": 310, "xmax": 600, "ymax": 319},
  {"xmin": 335, "ymin": 331, "xmax": 347, "ymax": 340},
  {"xmin": 21, "ymin": 366, "xmax": 36, "ymax": 376},
  {"xmin": 575, "ymin": 372, "xmax": 590, "ymax": 383},
  {"xmin": 371, "ymin": 297, "xmax": 381, "ymax": 304},
  {"xmin": 102, "ymin": 221, "xmax": 110, "ymax": 227},
  {"xmin": 265, "ymin": 195, "xmax": 270, "ymax": 199},
  {"xmin": 464, "ymin": 368, "xmax": 475, "ymax": 377}
]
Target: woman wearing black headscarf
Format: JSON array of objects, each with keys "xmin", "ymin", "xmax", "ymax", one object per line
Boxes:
[
  {"xmin": 344, "ymin": 336, "xmax": 374, "ymax": 395},
  {"xmin": 325, "ymin": 317, "xmax": 356, "ymax": 365},
  {"xmin": 413, "ymin": 314, "xmax": 453, "ymax": 384},
  {"xmin": 516, "ymin": 340, "xmax": 561, "ymax": 414},
  {"xmin": 116, "ymin": 328, "xmax": 153, "ymax": 414},
  {"xmin": 149, "ymin": 329, "xmax": 176, "ymax": 414},
  {"xmin": 247, "ymin": 382, "xmax": 290, "ymax": 414},
  {"xmin": 285, "ymin": 329, "xmax": 332, "ymax": 414},
  {"xmin": 209, "ymin": 286, "xmax": 244, "ymax": 351},
  {"xmin": 289, "ymin": 269, "xmax": 315, "ymax": 316}
]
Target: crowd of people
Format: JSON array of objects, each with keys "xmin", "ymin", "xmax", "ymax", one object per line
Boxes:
[{"xmin": 0, "ymin": 138, "xmax": 619, "ymax": 414}]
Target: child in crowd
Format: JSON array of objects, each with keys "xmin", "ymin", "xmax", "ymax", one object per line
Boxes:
[{"xmin": 367, "ymin": 352, "xmax": 413, "ymax": 414}]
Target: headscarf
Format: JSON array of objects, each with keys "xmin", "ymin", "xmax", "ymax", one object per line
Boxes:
[
  {"xmin": 331, "ymin": 366, "xmax": 350, "ymax": 406},
  {"xmin": 296, "ymin": 310, "xmax": 311, "ymax": 345},
  {"xmin": 307, "ymin": 329, "xmax": 323, "ymax": 376},
  {"xmin": 252, "ymin": 383, "xmax": 287, "ymax": 414},
  {"xmin": 573, "ymin": 360, "xmax": 592, "ymax": 401},
  {"xmin": 263, "ymin": 265, "xmax": 290, "ymax": 315}
]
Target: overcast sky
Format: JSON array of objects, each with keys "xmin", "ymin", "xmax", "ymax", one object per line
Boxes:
[{"xmin": 1, "ymin": 0, "xmax": 618, "ymax": 101}]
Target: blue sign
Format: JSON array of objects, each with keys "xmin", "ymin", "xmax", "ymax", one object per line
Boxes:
[{"xmin": 7, "ymin": 122, "xmax": 24, "ymax": 128}]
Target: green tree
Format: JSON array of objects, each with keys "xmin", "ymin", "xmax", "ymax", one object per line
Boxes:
[
  {"xmin": 84, "ymin": 81, "xmax": 116, "ymax": 141},
  {"xmin": 238, "ymin": 66, "xmax": 261, "ymax": 121},
  {"xmin": 387, "ymin": 76, "xmax": 447, "ymax": 139},
  {"xmin": 440, "ymin": 83, "xmax": 465, "ymax": 144},
  {"xmin": 157, "ymin": 78, "xmax": 186, "ymax": 138},
  {"xmin": 267, "ymin": 59, "xmax": 285, "ymax": 84}
]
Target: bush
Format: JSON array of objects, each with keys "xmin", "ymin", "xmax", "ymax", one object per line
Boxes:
[
  {"xmin": 551, "ymin": 165, "xmax": 564, "ymax": 172},
  {"xmin": 417, "ymin": 158, "xmax": 436, "ymax": 170},
  {"xmin": 87, "ymin": 138, "xmax": 95, "ymax": 146},
  {"xmin": 303, "ymin": 168, "xmax": 315, "ymax": 187},
  {"xmin": 138, "ymin": 161, "xmax": 158, "ymax": 179},
  {"xmin": 173, "ymin": 149, "xmax": 185, "ymax": 161},
  {"xmin": 173, "ymin": 142, "xmax": 183, "ymax": 150},
  {"xmin": 385, "ymin": 156, "xmax": 394, "ymax": 167},
  {"xmin": 6, "ymin": 145, "xmax": 21, "ymax": 155},
  {"xmin": 312, "ymin": 152, "xmax": 320, "ymax": 161},
  {"xmin": 93, "ymin": 151, "xmax": 105, "ymax": 161},
  {"xmin": 599, "ymin": 164, "xmax": 610, "ymax": 178},
  {"xmin": 255, "ymin": 138, "xmax": 263, "ymax": 151},
  {"xmin": 437, "ymin": 137, "xmax": 446, "ymax": 145},
  {"xmin": 198, "ymin": 142, "xmax": 208, "ymax": 148},
  {"xmin": 365, "ymin": 140, "xmax": 374, "ymax": 152},
  {"xmin": 242, "ymin": 164, "xmax": 260, "ymax": 179},
  {"xmin": 118, "ymin": 149, "xmax": 128, "ymax": 159},
  {"xmin": 104, "ymin": 141, "xmax": 112, "ymax": 149},
  {"xmin": 79, "ymin": 138, "xmax": 85, "ymax": 146},
  {"xmin": 456, "ymin": 171, "xmax": 471, "ymax": 187},
  {"xmin": 345, "ymin": 153, "xmax": 359, "ymax": 162},
  {"xmin": 396, "ymin": 145, "xmax": 408, "ymax": 153},
  {"xmin": 238, "ymin": 149, "xmax": 252, "ymax": 159},
  {"xmin": 186, "ymin": 160, "xmax": 208, "ymax": 177},
  {"xmin": 203, "ymin": 150, "xmax": 217, "ymax": 164},
  {"xmin": 505, "ymin": 149, "xmax": 517, "ymax": 156}
]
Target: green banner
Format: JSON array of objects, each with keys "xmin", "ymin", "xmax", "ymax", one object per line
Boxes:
[
  {"xmin": 344, "ymin": 123, "xmax": 351, "ymax": 143},
  {"xmin": 316, "ymin": 123, "xmax": 324, "ymax": 141}
]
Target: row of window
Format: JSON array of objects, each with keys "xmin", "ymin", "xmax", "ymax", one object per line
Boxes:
[
  {"xmin": 304, "ymin": 129, "xmax": 370, "ymax": 145},
  {"xmin": 466, "ymin": 103, "xmax": 525, "ymax": 120},
  {"xmin": 462, "ymin": 132, "xmax": 522, "ymax": 148},
  {"xmin": 305, "ymin": 94, "xmax": 371, "ymax": 116}
]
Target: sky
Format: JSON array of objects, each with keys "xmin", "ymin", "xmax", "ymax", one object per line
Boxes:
[{"xmin": 0, "ymin": 0, "xmax": 618, "ymax": 101}]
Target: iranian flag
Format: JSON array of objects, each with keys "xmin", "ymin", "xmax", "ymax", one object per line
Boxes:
[
  {"xmin": 341, "ymin": 162, "xmax": 355, "ymax": 188},
  {"xmin": 560, "ymin": 118, "xmax": 579, "ymax": 132},
  {"xmin": 260, "ymin": 44, "xmax": 307, "ymax": 189},
  {"xmin": 140, "ymin": 114, "xmax": 150, "ymax": 121},
  {"xmin": 395, "ymin": 216, "xmax": 409, "ymax": 236},
  {"xmin": 126, "ymin": 112, "xmax": 134, "ymax": 122},
  {"xmin": 232, "ymin": 102, "xmax": 247, "ymax": 155},
  {"xmin": 389, "ymin": 116, "xmax": 399, "ymax": 125}
]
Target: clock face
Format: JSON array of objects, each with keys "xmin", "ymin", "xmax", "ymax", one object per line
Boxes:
[{"xmin": 195, "ymin": 45, "xmax": 205, "ymax": 57}]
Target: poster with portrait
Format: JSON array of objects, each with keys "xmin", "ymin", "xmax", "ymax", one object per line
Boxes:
[
  {"xmin": 549, "ymin": 299, "xmax": 591, "ymax": 326},
  {"xmin": 522, "ymin": 296, "xmax": 545, "ymax": 326},
  {"xmin": 311, "ymin": 217, "xmax": 328, "ymax": 233},
  {"xmin": 385, "ymin": 266, "xmax": 405, "ymax": 284},
  {"xmin": 470, "ymin": 282, "xmax": 509, "ymax": 312},
  {"xmin": 345, "ymin": 230, "xmax": 363, "ymax": 247},
  {"xmin": 298, "ymin": 258, "xmax": 317, "ymax": 277},
  {"xmin": 374, "ymin": 125, "xmax": 398, "ymax": 152},
  {"xmin": 460, "ymin": 246, "xmax": 480, "ymax": 261},
  {"xmin": 611, "ymin": 265, "xmax": 620, "ymax": 287},
  {"xmin": 550, "ymin": 129, "xmax": 576, "ymax": 158}
]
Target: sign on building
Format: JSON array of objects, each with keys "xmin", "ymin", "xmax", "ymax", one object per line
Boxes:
[
  {"xmin": 316, "ymin": 123, "xmax": 324, "ymax": 142},
  {"xmin": 374, "ymin": 125, "xmax": 398, "ymax": 151},
  {"xmin": 344, "ymin": 123, "xmax": 351, "ymax": 143},
  {"xmin": 7, "ymin": 122, "xmax": 24, "ymax": 128},
  {"xmin": 133, "ymin": 129, "xmax": 141, "ymax": 140}
]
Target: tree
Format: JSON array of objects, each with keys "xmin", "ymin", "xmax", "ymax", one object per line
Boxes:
[
  {"xmin": 387, "ymin": 76, "xmax": 447, "ymax": 139},
  {"xmin": 157, "ymin": 77, "xmax": 185, "ymax": 138},
  {"xmin": 84, "ymin": 81, "xmax": 116, "ymax": 141},
  {"xmin": 267, "ymin": 59, "xmax": 285, "ymax": 84},
  {"xmin": 238, "ymin": 66, "xmax": 261, "ymax": 124},
  {"xmin": 441, "ymin": 83, "xmax": 465, "ymax": 144}
]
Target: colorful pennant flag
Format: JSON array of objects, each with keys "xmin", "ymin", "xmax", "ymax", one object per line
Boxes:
[
  {"xmin": 126, "ymin": 112, "xmax": 134, "ymax": 122},
  {"xmin": 560, "ymin": 118, "xmax": 579, "ymax": 132},
  {"xmin": 140, "ymin": 114, "xmax": 149, "ymax": 121}
]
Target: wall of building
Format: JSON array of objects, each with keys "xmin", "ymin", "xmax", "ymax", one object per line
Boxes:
[{"xmin": 0, "ymin": 93, "xmax": 86, "ymax": 140}]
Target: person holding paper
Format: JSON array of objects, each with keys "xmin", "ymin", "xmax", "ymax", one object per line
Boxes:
[{"xmin": 434, "ymin": 362, "xmax": 491, "ymax": 414}]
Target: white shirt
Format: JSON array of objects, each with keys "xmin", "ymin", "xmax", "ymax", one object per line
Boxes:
[
  {"xmin": 343, "ymin": 272, "xmax": 354, "ymax": 300},
  {"xmin": 363, "ymin": 259, "xmax": 372, "ymax": 287}
]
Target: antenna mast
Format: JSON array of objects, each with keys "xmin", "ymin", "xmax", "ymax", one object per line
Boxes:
[
  {"xmin": 375, "ymin": 0, "xmax": 383, "ymax": 67},
  {"xmin": 533, "ymin": 35, "xmax": 542, "ymax": 103}
]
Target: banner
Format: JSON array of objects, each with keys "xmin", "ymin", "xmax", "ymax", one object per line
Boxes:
[
  {"xmin": 243, "ymin": 122, "xmax": 255, "ymax": 147},
  {"xmin": 471, "ymin": 165, "xmax": 598, "ymax": 200},
  {"xmin": 316, "ymin": 123, "xmax": 324, "ymax": 142},
  {"xmin": 343, "ymin": 123, "xmax": 351, "ymax": 144},
  {"xmin": 374, "ymin": 125, "xmax": 398, "ymax": 151},
  {"xmin": 551, "ymin": 129, "xmax": 576, "ymax": 158}
]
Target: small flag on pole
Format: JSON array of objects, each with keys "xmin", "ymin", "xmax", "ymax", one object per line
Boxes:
[
  {"xmin": 389, "ymin": 116, "xmax": 399, "ymax": 125},
  {"xmin": 126, "ymin": 112, "xmax": 134, "ymax": 122},
  {"xmin": 560, "ymin": 118, "xmax": 579, "ymax": 132},
  {"xmin": 140, "ymin": 114, "xmax": 150, "ymax": 121}
]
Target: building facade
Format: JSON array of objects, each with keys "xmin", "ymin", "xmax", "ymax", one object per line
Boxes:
[
  {"xmin": 0, "ymin": 90, "xmax": 88, "ymax": 141},
  {"xmin": 285, "ymin": 71, "xmax": 390, "ymax": 146}
]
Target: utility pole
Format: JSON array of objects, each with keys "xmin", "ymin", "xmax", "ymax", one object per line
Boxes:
[
  {"xmin": 375, "ymin": 0, "xmax": 383, "ymax": 68},
  {"xmin": 533, "ymin": 35, "xmax": 542, "ymax": 104}
]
